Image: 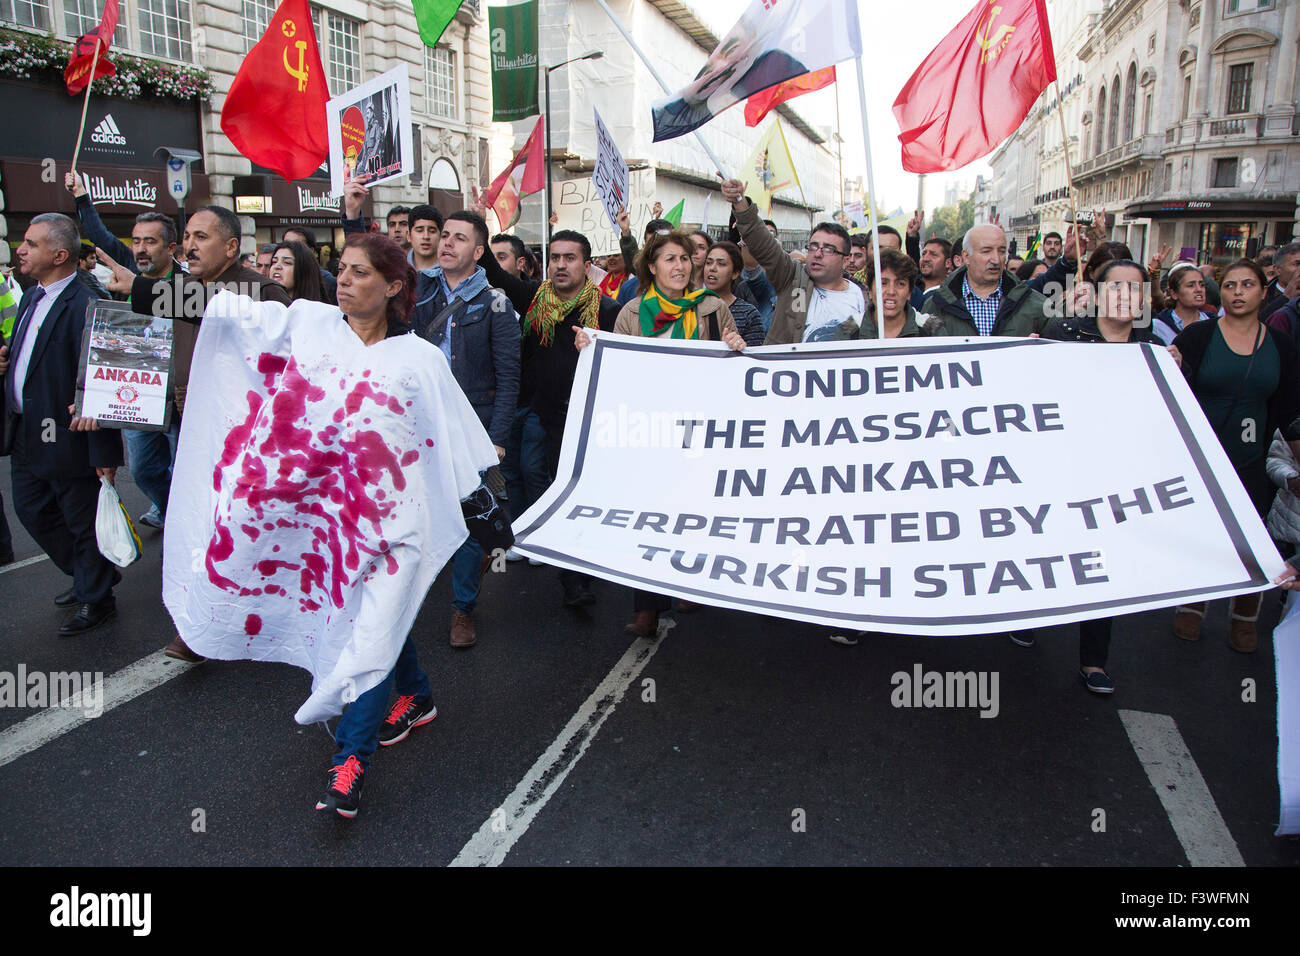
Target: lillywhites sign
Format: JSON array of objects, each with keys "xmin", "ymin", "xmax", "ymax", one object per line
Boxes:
[
  {"xmin": 512, "ymin": 336, "xmax": 1284, "ymax": 635},
  {"xmin": 296, "ymin": 184, "xmax": 339, "ymax": 213},
  {"xmin": 489, "ymin": 0, "xmax": 540, "ymax": 122},
  {"xmin": 87, "ymin": 175, "xmax": 159, "ymax": 209}
]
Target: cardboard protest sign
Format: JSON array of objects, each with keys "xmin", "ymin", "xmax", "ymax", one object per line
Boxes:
[
  {"xmin": 75, "ymin": 300, "xmax": 173, "ymax": 430},
  {"xmin": 554, "ymin": 169, "xmax": 655, "ymax": 257},
  {"xmin": 326, "ymin": 66, "xmax": 414, "ymax": 196},
  {"xmin": 592, "ymin": 108, "xmax": 630, "ymax": 232}
]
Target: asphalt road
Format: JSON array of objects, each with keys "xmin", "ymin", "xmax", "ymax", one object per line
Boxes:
[{"xmin": 1, "ymin": 455, "xmax": 1298, "ymax": 870}]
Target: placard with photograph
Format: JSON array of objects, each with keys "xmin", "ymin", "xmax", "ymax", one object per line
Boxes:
[
  {"xmin": 326, "ymin": 66, "xmax": 414, "ymax": 197},
  {"xmin": 75, "ymin": 300, "xmax": 174, "ymax": 430}
]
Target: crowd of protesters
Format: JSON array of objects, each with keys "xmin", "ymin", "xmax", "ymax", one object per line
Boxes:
[{"xmin": 5, "ymin": 166, "xmax": 1300, "ymax": 818}]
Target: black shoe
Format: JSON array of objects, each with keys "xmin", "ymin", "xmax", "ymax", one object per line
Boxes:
[
  {"xmin": 1007, "ymin": 630, "xmax": 1035, "ymax": 647},
  {"xmin": 54, "ymin": 587, "xmax": 78, "ymax": 607},
  {"xmin": 562, "ymin": 579, "xmax": 597, "ymax": 608},
  {"xmin": 58, "ymin": 598, "xmax": 116, "ymax": 636},
  {"xmin": 315, "ymin": 755, "xmax": 365, "ymax": 818},
  {"xmin": 378, "ymin": 694, "xmax": 437, "ymax": 746},
  {"xmin": 1080, "ymin": 668, "xmax": 1115, "ymax": 695}
]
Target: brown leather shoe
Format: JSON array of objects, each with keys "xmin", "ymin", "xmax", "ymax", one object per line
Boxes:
[
  {"xmin": 450, "ymin": 611, "xmax": 477, "ymax": 648},
  {"xmin": 624, "ymin": 610, "xmax": 658, "ymax": 638},
  {"xmin": 1228, "ymin": 593, "xmax": 1260, "ymax": 653},
  {"xmin": 1173, "ymin": 603, "xmax": 1205, "ymax": 641},
  {"xmin": 163, "ymin": 635, "xmax": 206, "ymax": 663}
]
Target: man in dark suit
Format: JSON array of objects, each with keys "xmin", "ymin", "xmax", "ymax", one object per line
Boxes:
[{"xmin": 0, "ymin": 213, "xmax": 124, "ymax": 634}]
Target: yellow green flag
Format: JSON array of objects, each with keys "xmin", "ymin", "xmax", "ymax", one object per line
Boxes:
[{"xmin": 743, "ymin": 118, "xmax": 799, "ymax": 217}]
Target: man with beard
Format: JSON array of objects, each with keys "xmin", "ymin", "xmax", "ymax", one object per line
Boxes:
[{"xmin": 472, "ymin": 225, "xmax": 620, "ymax": 608}]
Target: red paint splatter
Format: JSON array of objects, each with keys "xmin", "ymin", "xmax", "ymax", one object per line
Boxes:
[
  {"xmin": 424, "ymin": 439, "xmax": 434, "ymax": 447},
  {"xmin": 245, "ymin": 614, "xmax": 262, "ymax": 635},
  {"xmin": 208, "ymin": 359, "xmax": 411, "ymax": 614}
]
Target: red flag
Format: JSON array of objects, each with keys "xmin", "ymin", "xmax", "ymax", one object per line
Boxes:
[
  {"xmin": 220, "ymin": 0, "xmax": 331, "ymax": 182},
  {"xmin": 893, "ymin": 0, "xmax": 1056, "ymax": 173},
  {"xmin": 744, "ymin": 66, "xmax": 835, "ymax": 127},
  {"xmin": 64, "ymin": 0, "xmax": 119, "ymax": 95},
  {"xmin": 481, "ymin": 116, "xmax": 546, "ymax": 233}
]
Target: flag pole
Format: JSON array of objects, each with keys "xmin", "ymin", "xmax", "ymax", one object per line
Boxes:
[
  {"xmin": 70, "ymin": 40, "xmax": 102, "ymax": 180},
  {"xmin": 1053, "ymin": 79, "xmax": 1084, "ymax": 285},
  {"xmin": 593, "ymin": 0, "xmax": 729, "ymax": 178},
  {"xmin": 853, "ymin": 58, "xmax": 886, "ymax": 340}
]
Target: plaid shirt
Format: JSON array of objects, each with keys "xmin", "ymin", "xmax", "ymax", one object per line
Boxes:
[{"xmin": 962, "ymin": 276, "xmax": 1002, "ymax": 336}]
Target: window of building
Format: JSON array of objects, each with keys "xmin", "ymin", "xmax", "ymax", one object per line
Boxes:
[
  {"xmin": 242, "ymin": 0, "xmax": 278, "ymax": 52},
  {"xmin": 1226, "ymin": 62, "xmax": 1253, "ymax": 114},
  {"xmin": 311, "ymin": 6, "xmax": 362, "ymax": 90},
  {"xmin": 1181, "ymin": 74, "xmax": 1192, "ymax": 120},
  {"xmin": 1227, "ymin": 0, "xmax": 1274, "ymax": 13},
  {"xmin": 426, "ymin": 45, "xmax": 457, "ymax": 121},
  {"xmin": 1143, "ymin": 92, "xmax": 1152, "ymax": 134},
  {"xmin": 1096, "ymin": 88, "xmax": 1107, "ymax": 156},
  {"xmin": 1213, "ymin": 157, "xmax": 1238, "ymax": 187},
  {"xmin": 2, "ymin": 0, "xmax": 50, "ymax": 30},
  {"xmin": 1122, "ymin": 63, "xmax": 1137, "ymax": 142},
  {"xmin": 1108, "ymin": 76, "xmax": 1121, "ymax": 149},
  {"xmin": 65, "ymin": 0, "xmax": 128, "ymax": 43},
  {"xmin": 137, "ymin": 0, "xmax": 192, "ymax": 61},
  {"xmin": 1165, "ymin": 162, "xmax": 1173, "ymax": 191}
]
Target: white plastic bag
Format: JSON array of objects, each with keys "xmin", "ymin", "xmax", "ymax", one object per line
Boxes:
[{"xmin": 95, "ymin": 475, "xmax": 142, "ymax": 567}]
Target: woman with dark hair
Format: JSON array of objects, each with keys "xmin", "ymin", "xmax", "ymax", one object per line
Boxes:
[
  {"xmin": 1152, "ymin": 262, "xmax": 1213, "ymax": 344},
  {"xmin": 575, "ymin": 230, "xmax": 745, "ymax": 638},
  {"xmin": 1015, "ymin": 258, "xmax": 1047, "ymax": 282},
  {"xmin": 702, "ymin": 241, "xmax": 765, "ymax": 346},
  {"xmin": 159, "ymin": 232, "xmax": 504, "ymax": 818},
  {"xmin": 1042, "ymin": 259, "xmax": 1160, "ymax": 693},
  {"xmin": 268, "ymin": 240, "xmax": 326, "ymax": 303},
  {"xmin": 1170, "ymin": 258, "xmax": 1300, "ymax": 652}
]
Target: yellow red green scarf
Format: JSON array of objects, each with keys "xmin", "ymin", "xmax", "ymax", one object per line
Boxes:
[
  {"xmin": 638, "ymin": 283, "xmax": 716, "ymax": 338},
  {"xmin": 525, "ymin": 279, "xmax": 601, "ymax": 347}
]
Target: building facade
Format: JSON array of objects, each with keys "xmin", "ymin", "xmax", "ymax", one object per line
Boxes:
[
  {"xmin": 510, "ymin": 0, "xmax": 838, "ymax": 250},
  {"xmin": 0, "ymin": 0, "xmax": 508, "ymax": 263},
  {"xmin": 988, "ymin": 0, "xmax": 1299, "ymax": 265}
]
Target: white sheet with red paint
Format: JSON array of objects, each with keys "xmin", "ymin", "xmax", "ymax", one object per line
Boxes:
[{"xmin": 164, "ymin": 291, "xmax": 498, "ymax": 723}]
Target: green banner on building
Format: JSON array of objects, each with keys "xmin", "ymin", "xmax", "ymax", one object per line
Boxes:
[{"xmin": 489, "ymin": 0, "xmax": 540, "ymax": 123}]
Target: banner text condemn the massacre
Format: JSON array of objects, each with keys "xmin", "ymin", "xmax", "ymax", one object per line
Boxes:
[{"xmin": 564, "ymin": 357, "xmax": 1196, "ymax": 599}]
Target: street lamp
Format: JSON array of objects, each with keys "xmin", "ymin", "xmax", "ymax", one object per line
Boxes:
[{"xmin": 543, "ymin": 49, "xmax": 603, "ymax": 275}]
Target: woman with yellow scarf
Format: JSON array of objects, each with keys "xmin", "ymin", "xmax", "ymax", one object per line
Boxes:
[{"xmin": 574, "ymin": 230, "xmax": 745, "ymax": 638}]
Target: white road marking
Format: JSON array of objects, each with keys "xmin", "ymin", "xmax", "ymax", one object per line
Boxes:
[
  {"xmin": 1119, "ymin": 709, "xmax": 1245, "ymax": 867},
  {"xmin": 0, "ymin": 555, "xmax": 50, "ymax": 575},
  {"xmin": 0, "ymin": 653, "xmax": 196, "ymax": 769},
  {"xmin": 450, "ymin": 627, "xmax": 671, "ymax": 867}
]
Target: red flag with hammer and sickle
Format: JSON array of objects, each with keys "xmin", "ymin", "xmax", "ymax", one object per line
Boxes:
[
  {"xmin": 221, "ymin": 0, "xmax": 330, "ymax": 182},
  {"xmin": 893, "ymin": 0, "xmax": 1056, "ymax": 173}
]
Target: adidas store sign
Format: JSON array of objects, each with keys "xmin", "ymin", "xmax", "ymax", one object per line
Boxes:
[{"xmin": 91, "ymin": 114, "xmax": 127, "ymax": 146}]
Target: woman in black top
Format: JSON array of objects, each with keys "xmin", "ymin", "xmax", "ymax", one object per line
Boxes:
[
  {"xmin": 1042, "ymin": 260, "xmax": 1155, "ymax": 693},
  {"xmin": 1170, "ymin": 258, "xmax": 1300, "ymax": 652}
]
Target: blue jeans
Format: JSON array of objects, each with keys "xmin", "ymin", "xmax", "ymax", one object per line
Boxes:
[
  {"xmin": 332, "ymin": 636, "xmax": 429, "ymax": 770},
  {"xmin": 124, "ymin": 425, "xmax": 178, "ymax": 516},
  {"xmin": 451, "ymin": 537, "xmax": 483, "ymax": 613},
  {"xmin": 500, "ymin": 407, "xmax": 550, "ymax": 522}
]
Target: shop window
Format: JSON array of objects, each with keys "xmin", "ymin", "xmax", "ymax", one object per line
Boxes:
[
  {"xmin": 1226, "ymin": 63, "xmax": 1253, "ymax": 114},
  {"xmin": 1212, "ymin": 157, "xmax": 1238, "ymax": 188}
]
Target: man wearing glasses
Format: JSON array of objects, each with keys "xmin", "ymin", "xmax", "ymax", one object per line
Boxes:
[{"xmin": 721, "ymin": 177, "xmax": 865, "ymax": 344}]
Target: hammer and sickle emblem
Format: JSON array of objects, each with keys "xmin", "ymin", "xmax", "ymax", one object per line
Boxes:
[
  {"xmin": 976, "ymin": 4, "xmax": 1016, "ymax": 62},
  {"xmin": 284, "ymin": 39, "xmax": 309, "ymax": 91}
]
